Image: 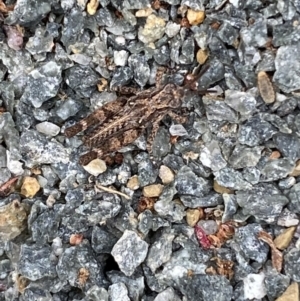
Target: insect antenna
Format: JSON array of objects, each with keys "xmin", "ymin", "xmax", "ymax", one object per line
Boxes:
[{"xmin": 184, "ymin": 64, "xmax": 216, "ymax": 94}]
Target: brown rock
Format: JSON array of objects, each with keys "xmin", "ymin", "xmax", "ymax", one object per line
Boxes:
[
  {"xmin": 274, "ymin": 226, "xmax": 296, "ymax": 250},
  {"xmin": 159, "ymin": 165, "xmax": 174, "ymax": 184},
  {"xmin": 275, "ymin": 282, "xmax": 299, "ymax": 301},
  {"xmin": 213, "ymin": 181, "xmax": 234, "ymax": 194},
  {"xmin": 257, "ymin": 71, "xmax": 275, "ymax": 104},
  {"xmin": 290, "ymin": 160, "xmax": 300, "ymax": 176},
  {"xmin": 186, "ymin": 208, "xmax": 202, "ymax": 227},
  {"xmin": 143, "ymin": 184, "xmax": 164, "ymax": 197},
  {"xmin": 87, "ymin": 0, "xmax": 99, "ymax": 15},
  {"xmin": 70, "ymin": 233, "xmax": 84, "ymax": 245},
  {"xmin": 269, "ymin": 150, "xmax": 281, "ymax": 160},
  {"xmin": 21, "ymin": 176, "xmax": 40, "ymax": 198},
  {"xmin": 83, "ymin": 158, "xmax": 107, "ymax": 176},
  {"xmin": 127, "ymin": 175, "xmax": 140, "ymax": 190},
  {"xmin": 187, "ymin": 9, "xmax": 205, "ymax": 25},
  {"xmin": 196, "ymin": 49, "xmax": 209, "ymax": 65},
  {"xmin": 0, "ymin": 200, "xmax": 29, "ymax": 241}
]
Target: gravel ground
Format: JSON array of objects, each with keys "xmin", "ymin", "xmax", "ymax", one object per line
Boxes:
[{"xmin": 0, "ymin": 0, "xmax": 300, "ymax": 300}]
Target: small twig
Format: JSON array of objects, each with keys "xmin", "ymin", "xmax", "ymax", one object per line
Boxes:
[{"xmin": 95, "ymin": 183, "xmax": 131, "ymax": 200}]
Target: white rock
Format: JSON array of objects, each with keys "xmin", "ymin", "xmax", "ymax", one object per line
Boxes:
[
  {"xmin": 169, "ymin": 124, "xmax": 188, "ymax": 136},
  {"xmin": 36, "ymin": 122, "xmax": 60, "ymax": 137},
  {"xmin": 243, "ymin": 273, "xmax": 266, "ymax": 299},
  {"xmin": 165, "ymin": 22, "xmax": 181, "ymax": 37},
  {"xmin": 83, "ymin": 159, "xmax": 107, "ymax": 176},
  {"xmin": 6, "ymin": 150, "xmax": 24, "ymax": 175},
  {"xmin": 114, "ymin": 50, "xmax": 129, "ymax": 66}
]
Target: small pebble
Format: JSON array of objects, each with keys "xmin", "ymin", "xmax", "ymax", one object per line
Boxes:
[
  {"xmin": 258, "ymin": 71, "xmax": 275, "ymax": 104},
  {"xmin": 289, "ymin": 160, "xmax": 300, "ymax": 176},
  {"xmin": 275, "ymin": 282, "xmax": 299, "ymax": 301},
  {"xmin": 187, "ymin": 9, "xmax": 205, "ymax": 26},
  {"xmin": 36, "ymin": 122, "xmax": 60, "ymax": 137},
  {"xmin": 21, "ymin": 177, "xmax": 40, "ymax": 198},
  {"xmin": 135, "ymin": 7, "xmax": 153, "ymax": 17},
  {"xmin": 274, "ymin": 227, "xmax": 296, "ymax": 250},
  {"xmin": 114, "ymin": 50, "xmax": 129, "ymax": 67},
  {"xmin": 159, "ymin": 165, "xmax": 174, "ymax": 184},
  {"xmin": 197, "ymin": 220, "xmax": 218, "ymax": 235},
  {"xmin": 143, "ymin": 184, "xmax": 164, "ymax": 197},
  {"xmin": 127, "ymin": 175, "xmax": 140, "ymax": 190},
  {"xmin": 87, "ymin": 0, "xmax": 99, "ymax": 15},
  {"xmin": 82, "ymin": 159, "xmax": 107, "ymax": 176},
  {"xmin": 69, "ymin": 234, "xmax": 84, "ymax": 246},
  {"xmin": 138, "ymin": 14, "xmax": 166, "ymax": 44},
  {"xmin": 243, "ymin": 273, "xmax": 267, "ymax": 300},
  {"xmin": 213, "ymin": 181, "xmax": 234, "ymax": 194},
  {"xmin": 186, "ymin": 208, "xmax": 202, "ymax": 227},
  {"xmin": 0, "ymin": 200, "xmax": 28, "ymax": 241},
  {"xmin": 169, "ymin": 124, "xmax": 188, "ymax": 136},
  {"xmin": 196, "ymin": 49, "xmax": 209, "ymax": 65}
]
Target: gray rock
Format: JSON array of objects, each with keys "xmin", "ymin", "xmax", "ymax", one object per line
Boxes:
[
  {"xmin": 206, "ymin": 101, "xmax": 238, "ymax": 123},
  {"xmin": 176, "ymin": 166, "xmax": 211, "ymax": 196},
  {"xmin": 18, "ymin": 244, "xmax": 57, "ymax": 281},
  {"xmin": 200, "ymin": 140, "xmax": 227, "ymax": 172},
  {"xmin": 128, "ymin": 54, "xmax": 150, "ymax": 87},
  {"xmin": 240, "ymin": 18, "xmax": 268, "ymax": 47},
  {"xmin": 76, "ymin": 197, "xmax": 121, "ymax": 225},
  {"xmin": 236, "ymin": 184, "xmax": 289, "ymax": 222},
  {"xmin": 229, "ymin": 145, "xmax": 261, "ymax": 169},
  {"xmin": 108, "ymin": 283, "xmax": 130, "ymax": 301},
  {"xmin": 154, "ymin": 185, "xmax": 185, "ymax": 222},
  {"xmin": 222, "ymin": 194, "xmax": 238, "ymax": 223},
  {"xmin": 260, "ymin": 158, "xmax": 295, "ymax": 182},
  {"xmin": 234, "ymin": 224, "xmax": 269, "ymax": 264},
  {"xmin": 180, "ymin": 193, "xmax": 222, "ymax": 208},
  {"xmin": 287, "ymin": 183, "xmax": 300, "ymax": 214},
  {"xmin": 91, "ymin": 226, "xmax": 118, "ymax": 254},
  {"xmin": 19, "ymin": 130, "xmax": 69, "ymax": 167},
  {"xmin": 152, "ymin": 127, "xmax": 171, "ymax": 158},
  {"xmin": 107, "ymin": 271, "xmax": 144, "ymax": 301},
  {"xmin": 214, "ymin": 167, "xmax": 252, "ymax": 190},
  {"xmin": 55, "ymin": 98, "xmax": 83, "ymax": 120},
  {"xmin": 20, "ymin": 62, "xmax": 61, "ymax": 108},
  {"xmin": 224, "ymin": 90, "xmax": 257, "ymax": 116},
  {"xmin": 153, "ymin": 287, "xmax": 181, "ymax": 301},
  {"xmin": 61, "ymin": 8, "xmax": 84, "ymax": 49},
  {"xmin": 57, "ymin": 242, "xmax": 107, "ymax": 287},
  {"xmin": 25, "ymin": 27, "xmax": 54, "ymax": 55},
  {"xmin": 273, "ymin": 133, "xmax": 300, "ymax": 161},
  {"xmin": 5, "ymin": 0, "xmax": 52, "ymax": 26},
  {"xmin": 178, "ymin": 274, "xmax": 233, "ymax": 301},
  {"xmin": 138, "ymin": 158, "xmax": 158, "ymax": 187},
  {"xmin": 273, "ymin": 45, "xmax": 300, "ymax": 93},
  {"xmin": 264, "ymin": 269, "xmax": 290, "ymax": 299},
  {"xmin": 284, "ymin": 248, "xmax": 300, "ymax": 282},
  {"xmin": 239, "ymin": 115, "xmax": 277, "ymax": 146},
  {"xmin": 0, "ymin": 112, "xmax": 20, "ymax": 159},
  {"xmin": 111, "ymin": 230, "xmax": 149, "ymax": 276},
  {"xmin": 218, "ymin": 22, "xmax": 239, "ymax": 45},
  {"xmin": 146, "ymin": 229, "xmax": 175, "ymax": 273}
]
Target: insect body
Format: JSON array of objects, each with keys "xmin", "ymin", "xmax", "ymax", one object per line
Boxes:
[{"xmin": 65, "ymin": 67, "xmax": 210, "ymax": 165}]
